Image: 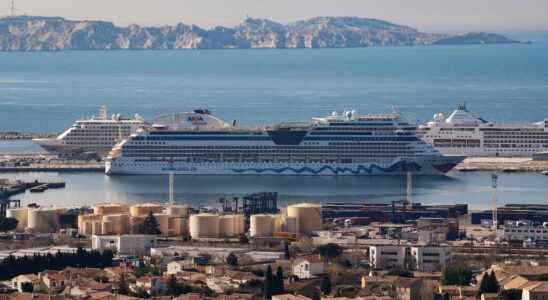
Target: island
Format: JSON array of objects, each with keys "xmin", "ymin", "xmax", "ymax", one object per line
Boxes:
[{"xmin": 0, "ymin": 16, "xmax": 520, "ymax": 51}]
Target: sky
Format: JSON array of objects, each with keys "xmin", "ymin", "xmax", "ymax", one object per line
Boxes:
[{"xmin": 3, "ymin": 0, "xmax": 548, "ymax": 31}]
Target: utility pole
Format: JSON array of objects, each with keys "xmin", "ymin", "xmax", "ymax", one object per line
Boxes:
[
  {"xmin": 406, "ymin": 171, "xmax": 413, "ymax": 208},
  {"xmin": 10, "ymin": 0, "xmax": 15, "ymax": 17},
  {"xmin": 168, "ymin": 172, "xmax": 175, "ymax": 205},
  {"xmin": 491, "ymin": 174, "xmax": 498, "ymax": 230}
]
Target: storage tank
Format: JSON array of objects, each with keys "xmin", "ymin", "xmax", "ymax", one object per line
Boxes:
[
  {"xmin": 167, "ymin": 205, "xmax": 189, "ymax": 217},
  {"xmin": 101, "ymin": 214, "xmax": 129, "ymax": 234},
  {"xmin": 287, "ymin": 203, "xmax": 322, "ymax": 234},
  {"xmin": 6, "ymin": 208, "xmax": 29, "ymax": 231},
  {"xmin": 130, "ymin": 216, "xmax": 146, "ymax": 234},
  {"xmin": 189, "ymin": 214, "xmax": 220, "ymax": 238},
  {"xmin": 27, "ymin": 208, "xmax": 60, "ymax": 233},
  {"xmin": 284, "ymin": 216, "xmax": 299, "ymax": 233},
  {"xmin": 250, "ymin": 214, "xmax": 275, "ymax": 237},
  {"xmin": 168, "ymin": 217, "xmax": 187, "ymax": 236},
  {"xmin": 274, "ymin": 214, "xmax": 284, "ymax": 232},
  {"xmin": 232, "ymin": 214, "xmax": 245, "ymax": 236},
  {"xmin": 154, "ymin": 214, "xmax": 170, "ymax": 236},
  {"xmin": 130, "ymin": 203, "xmax": 163, "ymax": 217},
  {"xmin": 219, "ymin": 215, "xmax": 235, "ymax": 237},
  {"xmin": 94, "ymin": 203, "xmax": 129, "ymax": 215}
]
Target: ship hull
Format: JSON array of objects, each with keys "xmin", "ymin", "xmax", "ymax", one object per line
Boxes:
[{"xmin": 106, "ymin": 155, "xmax": 463, "ymax": 176}]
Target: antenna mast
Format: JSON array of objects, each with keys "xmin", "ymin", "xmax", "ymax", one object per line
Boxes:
[{"xmin": 10, "ymin": 0, "xmax": 14, "ymax": 16}]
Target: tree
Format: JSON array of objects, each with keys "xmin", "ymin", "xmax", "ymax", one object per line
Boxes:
[
  {"xmin": 137, "ymin": 211, "xmax": 161, "ymax": 235},
  {"xmin": 239, "ymin": 234, "xmax": 249, "ymax": 244},
  {"xmin": 320, "ymin": 275, "xmax": 332, "ymax": 296},
  {"xmin": 479, "ymin": 271, "xmax": 499, "ymax": 296},
  {"xmin": 21, "ymin": 282, "xmax": 33, "ymax": 293},
  {"xmin": 166, "ymin": 274, "xmax": 183, "ymax": 296},
  {"xmin": 273, "ymin": 266, "xmax": 284, "ymax": 295},
  {"xmin": 317, "ymin": 243, "xmax": 343, "ymax": 261},
  {"xmin": 117, "ymin": 272, "xmax": 130, "ymax": 295},
  {"xmin": 497, "ymin": 289, "xmax": 522, "ymax": 300},
  {"xmin": 226, "ymin": 252, "xmax": 238, "ymax": 266},
  {"xmin": 0, "ymin": 217, "xmax": 18, "ymax": 232},
  {"xmin": 441, "ymin": 265, "xmax": 473, "ymax": 286},
  {"xmin": 264, "ymin": 265, "xmax": 273, "ymax": 299}
]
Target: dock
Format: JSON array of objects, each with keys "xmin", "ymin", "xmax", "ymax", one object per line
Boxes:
[
  {"xmin": 456, "ymin": 157, "xmax": 548, "ymax": 173},
  {"xmin": 0, "ymin": 163, "xmax": 104, "ymax": 173}
]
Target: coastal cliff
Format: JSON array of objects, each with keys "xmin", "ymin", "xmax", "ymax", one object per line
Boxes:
[{"xmin": 0, "ymin": 16, "xmax": 519, "ymax": 51}]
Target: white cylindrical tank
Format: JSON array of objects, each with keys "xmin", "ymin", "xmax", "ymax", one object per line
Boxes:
[
  {"xmin": 250, "ymin": 214, "xmax": 275, "ymax": 237},
  {"xmin": 6, "ymin": 208, "xmax": 29, "ymax": 231},
  {"xmin": 94, "ymin": 203, "xmax": 129, "ymax": 215},
  {"xmin": 284, "ymin": 216, "xmax": 299, "ymax": 233},
  {"xmin": 130, "ymin": 203, "xmax": 163, "ymax": 217},
  {"xmin": 154, "ymin": 214, "xmax": 170, "ymax": 236},
  {"xmin": 219, "ymin": 215, "xmax": 235, "ymax": 237},
  {"xmin": 27, "ymin": 208, "xmax": 60, "ymax": 233},
  {"xmin": 189, "ymin": 213, "xmax": 220, "ymax": 239},
  {"xmin": 167, "ymin": 205, "xmax": 189, "ymax": 217},
  {"xmin": 287, "ymin": 203, "xmax": 322, "ymax": 234},
  {"xmin": 274, "ymin": 214, "xmax": 284, "ymax": 232}
]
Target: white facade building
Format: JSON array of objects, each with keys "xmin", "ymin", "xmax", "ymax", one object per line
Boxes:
[
  {"xmin": 292, "ymin": 256, "xmax": 325, "ymax": 279},
  {"xmin": 369, "ymin": 245, "xmax": 407, "ymax": 270},
  {"xmin": 410, "ymin": 245, "xmax": 453, "ymax": 272},
  {"xmin": 91, "ymin": 234, "xmax": 157, "ymax": 256}
]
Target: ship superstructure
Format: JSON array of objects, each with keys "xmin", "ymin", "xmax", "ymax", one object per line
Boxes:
[
  {"xmin": 33, "ymin": 106, "xmax": 146, "ymax": 159},
  {"xmin": 418, "ymin": 104, "xmax": 548, "ymax": 157},
  {"xmin": 105, "ymin": 109, "xmax": 463, "ymax": 175}
]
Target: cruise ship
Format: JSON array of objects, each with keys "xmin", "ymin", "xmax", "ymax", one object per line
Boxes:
[
  {"xmin": 418, "ymin": 104, "xmax": 548, "ymax": 157},
  {"xmin": 105, "ymin": 109, "xmax": 463, "ymax": 176},
  {"xmin": 33, "ymin": 106, "xmax": 146, "ymax": 159}
]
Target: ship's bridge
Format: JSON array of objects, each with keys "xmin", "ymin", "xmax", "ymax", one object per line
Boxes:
[
  {"xmin": 445, "ymin": 104, "xmax": 487, "ymax": 126},
  {"xmin": 152, "ymin": 110, "xmax": 232, "ymax": 131}
]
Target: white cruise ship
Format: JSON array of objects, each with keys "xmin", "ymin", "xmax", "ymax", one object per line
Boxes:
[
  {"xmin": 33, "ymin": 106, "xmax": 146, "ymax": 159},
  {"xmin": 105, "ymin": 109, "xmax": 463, "ymax": 176},
  {"xmin": 418, "ymin": 104, "xmax": 548, "ymax": 157}
]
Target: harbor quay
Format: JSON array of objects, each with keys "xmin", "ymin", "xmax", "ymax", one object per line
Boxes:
[{"xmin": 2, "ymin": 191, "xmax": 548, "ymax": 299}]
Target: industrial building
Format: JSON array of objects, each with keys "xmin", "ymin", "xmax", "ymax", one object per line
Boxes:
[
  {"xmin": 91, "ymin": 234, "xmax": 157, "ymax": 256},
  {"xmin": 322, "ymin": 202, "xmax": 468, "ymax": 223},
  {"xmin": 502, "ymin": 220, "xmax": 548, "ymax": 242},
  {"xmin": 472, "ymin": 204, "xmax": 548, "ymax": 224}
]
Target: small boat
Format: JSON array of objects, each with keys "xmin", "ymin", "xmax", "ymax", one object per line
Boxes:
[
  {"xmin": 47, "ymin": 182, "xmax": 66, "ymax": 189},
  {"xmin": 542, "ymin": 171, "xmax": 548, "ymax": 176},
  {"xmin": 29, "ymin": 184, "xmax": 49, "ymax": 193}
]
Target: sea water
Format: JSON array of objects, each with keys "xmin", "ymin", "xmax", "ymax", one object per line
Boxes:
[{"xmin": 1, "ymin": 32, "xmax": 548, "ymax": 209}]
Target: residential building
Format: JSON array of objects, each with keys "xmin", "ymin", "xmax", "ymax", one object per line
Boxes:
[
  {"xmin": 292, "ymin": 256, "xmax": 325, "ymax": 279},
  {"xmin": 523, "ymin": 282, "xmax": 548, "ymax": 300},
  {"xmin": 91, "ymin": 234, "xmax": 157, "ymax": 256},
  {"xmin": 410, "ymin": 245, "xmax": 452, "ymax": 272},
  {"xmin": 369, "ymin": 245, "xmax": 407, "ymax": 270},
  {"xmin": 11, "ymin": 274, "xmax": 43, "ymax": 293}
]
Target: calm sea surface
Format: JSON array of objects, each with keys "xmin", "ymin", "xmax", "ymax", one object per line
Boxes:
[{"xmin": 1, "ymin": 32, "xmax": 548, "ymax": 209}]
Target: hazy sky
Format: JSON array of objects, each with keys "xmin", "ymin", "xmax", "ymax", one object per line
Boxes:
[{"xmin": 3, "ymin": 0, "xmax": 548, "ymax": 31}]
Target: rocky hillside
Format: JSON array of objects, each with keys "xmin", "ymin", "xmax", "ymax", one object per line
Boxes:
[{"xmin": 0, "ymin": 16, "xmax": 520, "ymax": 51}]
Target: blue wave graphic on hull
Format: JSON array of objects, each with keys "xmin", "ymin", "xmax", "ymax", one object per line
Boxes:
[{"xmin": 230, "ymin": 161, "xmax": 422, "ymax": 175}]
